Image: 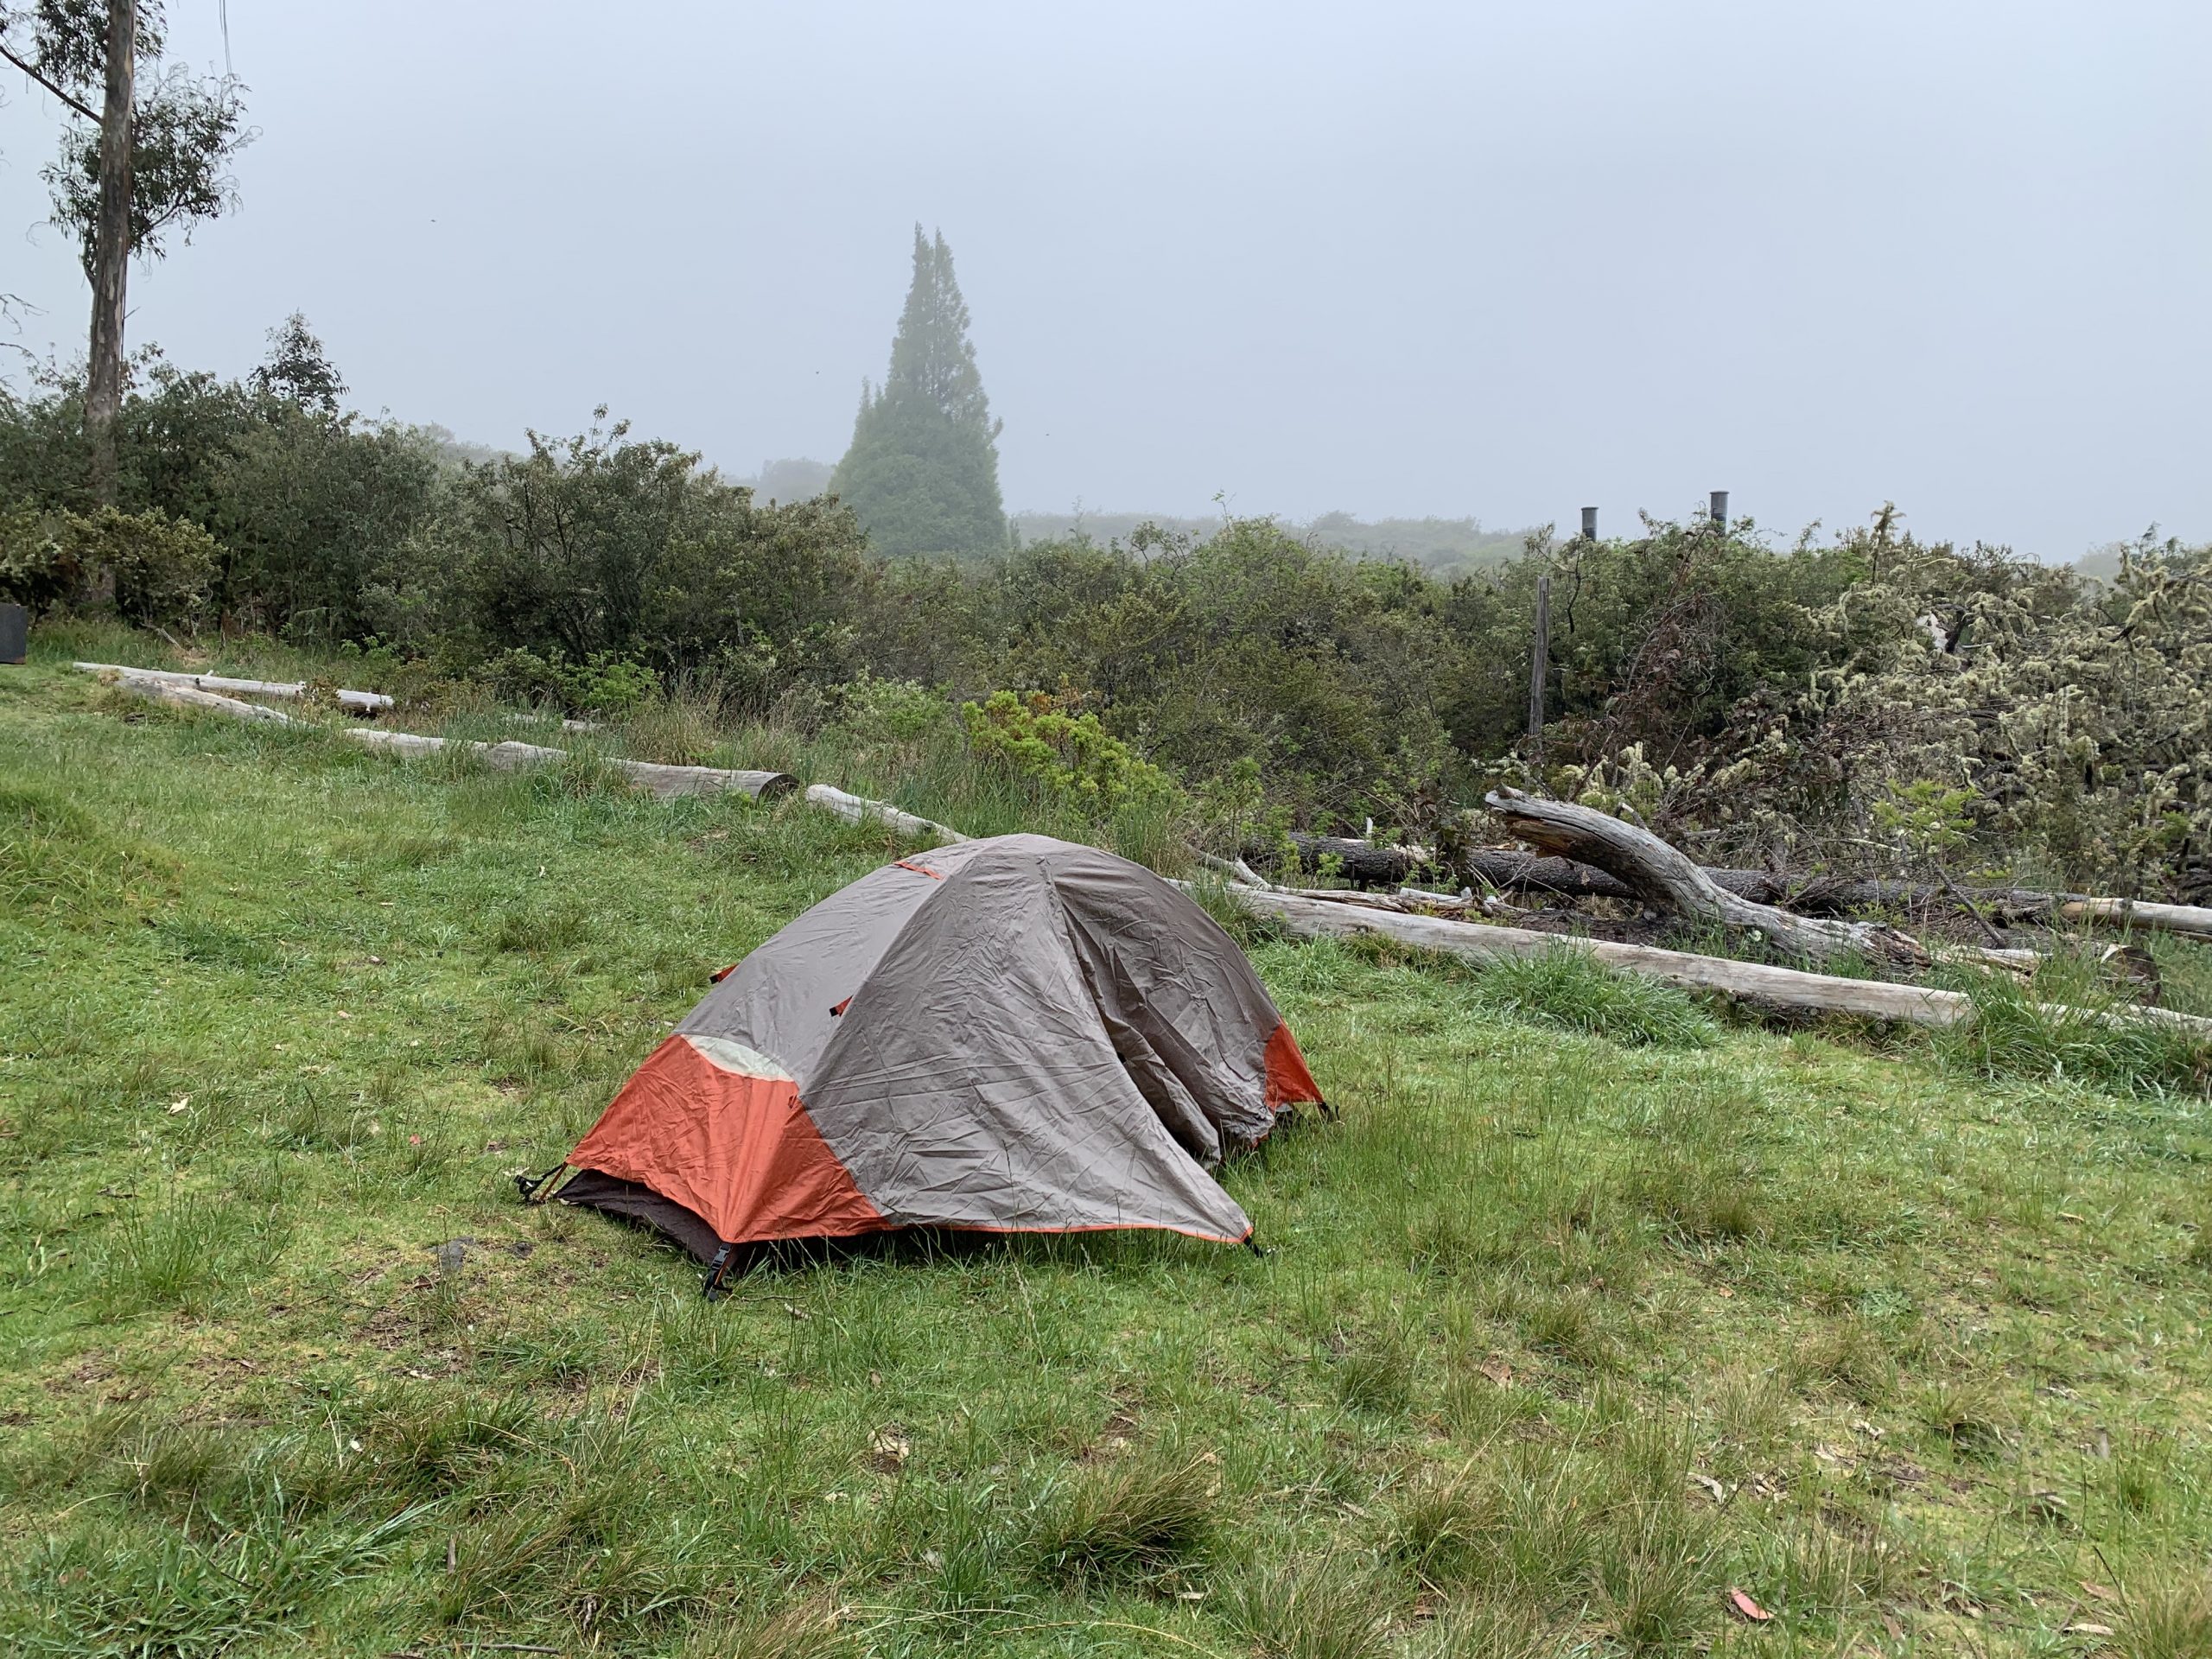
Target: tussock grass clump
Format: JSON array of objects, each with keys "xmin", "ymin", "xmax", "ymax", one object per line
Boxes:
[
  {"xmin": 918, "ymin": 1482, "xmax": 1022, "ymax": 1611},
  {"xmin": 679, "ymin": 1600, "xmax": 855, "ymax": 1659},
  {"xmin": 1934, "ymin": 963, "xmax": 2211, "ymax": 1096},
  {"xmin": 1382, "ymin": 1417, "xmax": 1726, "ymax": 1652},
  {"xmin": 1521, "ymin": 1288, "xmax": 1620, "ymax": 1369},
  {"xmin": 1915, "ymin": 1375, "xmax": 2009, "ymax": 1459},
  {"xmin": 1594, "ymin": 1507, "xmax": 1715, "ymax": 1655},
  {"xmin": 1331, "ymin": 1321, "xmax": 1421, "ymax": 1415},
  {"xmin": 0, "ymin": 782, "xmax": 178, "ymax": 916},
  {"xmin": 1030, "ymin": 1450, "xmax": 1217, "ymax": 1586},
  {"xmin": 1790, "ymin": 1319, "xmax": 1897, "ymax": 1404},
  {"xmin": 2122, "ymin": 1573, "xmax": 2212, "ymax": 1659},
  {"xmin": 86, "ymin": 1191, "xmax": 271, "ymax": 1316},
  {"xmin": 486, "ymin": 895, "xmax": 593, "ymax": 955},
  {"xmin": 1473, "ymin": 949, "xmax": 1719, "ymax": 1049},
  {"xmin": 270, "ymin": 1079, "xmax": 375, "ymax": 1153},
  {"xmin": 1224, "ymin": 1554, "xmax": 1396, "ymax": 1659},
  {"xmin": 1618, "ymin": 1150, "xmax": 1770, "ymax": 1244},
  {"xmin": 621, "ymin": 689, "xmax": 726, "ymax": 766}
]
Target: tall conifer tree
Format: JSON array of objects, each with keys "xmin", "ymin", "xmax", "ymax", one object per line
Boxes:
[{"xmin": 830, "ymin": 226, "xmax": 1007, "ymax": 557}]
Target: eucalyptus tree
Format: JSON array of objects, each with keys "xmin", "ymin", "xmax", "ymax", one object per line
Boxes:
[{"xmin": 0, "ymin": 0, "xmax": 249, "ymax": 500}]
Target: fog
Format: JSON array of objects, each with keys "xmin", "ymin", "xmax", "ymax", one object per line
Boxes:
[{"xmin": 2, "ymin": 1, "xmax": 2205, "ymax": 556}]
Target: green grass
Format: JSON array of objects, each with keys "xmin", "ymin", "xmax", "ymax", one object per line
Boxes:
[{"xmin": 7, "ymin": 639, "xmax": 2212, "ymax": 1656}]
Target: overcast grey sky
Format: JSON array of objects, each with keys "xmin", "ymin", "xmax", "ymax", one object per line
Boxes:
[{"xmin": 2, "ymin": 2, "xmax": 2206, "ymax": 555}]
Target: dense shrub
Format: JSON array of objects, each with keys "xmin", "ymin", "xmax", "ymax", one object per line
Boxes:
[
  {"xmin": 456, "ymin": 418, "xmax": 871, "ymax": 705},
  {"xmin": 3, "ymin": 330, "xmax": 2205, "ymax": 893},
  {"xmin": 0, "ymin": 503, "xmax": 214, "ymax": 626},
  {"xmin": 963, "ymin": 690, "xmax": 1181, "ymax": 815}
]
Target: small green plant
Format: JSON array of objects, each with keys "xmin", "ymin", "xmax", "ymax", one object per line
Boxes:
[
  {"xmin": 833, "ymin": 672, "xmax": 952, "ymax": 745},
  {"xmin": 566, "ymin": 652, "xmax": 661, "ymax": 715},
  {"xmin": 1873, "ymin": 777, "xmax": 1979, "ymax": 869}
]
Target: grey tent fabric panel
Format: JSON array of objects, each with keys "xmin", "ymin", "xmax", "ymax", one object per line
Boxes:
[
  {"xmin": 678, "ymin": 857, "xmax": 946, "ymax": 1079},
  {"xmin": 1050, "ymin": 852, "xmax": 1281, "ymax": 1149},
  {"xmin": 1092, "ymin": 997, "xmax": 1223, "ymax": 1167},
  {"xmin": 800, "ymin": 843, "xmax": 1255, "ymax": 1241}
]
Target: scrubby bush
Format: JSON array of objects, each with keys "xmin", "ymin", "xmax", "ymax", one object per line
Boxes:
[
  {"xmin": 0, "ymin": 503, "xmax": 214, "ymax": 625},
  {"xmin": 7, "ymin": 325, "xmax": 2205, "ymax": 891},
  {"xmin": 963, "ymin": 689, "xmax": 1180, "ymax": 815},
  {"xmin": 455, "ymin": 416, "xmax": 871, "ymax": 703}
]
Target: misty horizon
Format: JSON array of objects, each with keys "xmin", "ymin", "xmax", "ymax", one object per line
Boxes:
[{"xmin": 2, "ymin": 3, "xmax": 2205, "ymax": 559}]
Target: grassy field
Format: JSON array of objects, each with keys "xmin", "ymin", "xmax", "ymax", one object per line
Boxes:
[{"xmin": 5, "ymin": 641, "xmax": 2212, "ymax": 1659}]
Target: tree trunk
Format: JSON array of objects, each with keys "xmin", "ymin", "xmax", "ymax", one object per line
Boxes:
[
  {"xmin": 1484, "ymin": 786, "xmax": 1929, "ymax": 968},
  {"xmin": 1527, "ymin": 574, "xmax": 1550, "ymax": 762},
  {"xmin": 85, "ymin": 0, "xmax": 136, "ymax": 507}
]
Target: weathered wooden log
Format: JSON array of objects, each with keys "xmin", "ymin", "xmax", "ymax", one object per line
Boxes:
[
  {"xmin": 1250, "ymin": 833, "xmax": 1433, "ymax": 888},
  {"xmin": 610, "ymin": 757, "xmax": 798, "ymax": 801},
  {"xmin": 1484, "ymin": 787, "xmax": 1929, "ymax": 969},
  {"xmin": 2056, "ymin": 897, "xmax": 2212, "ymax": 943},
  {"xmin": 804, "ymin": 784, "xmax": 968, "ymax": 842},
  {"xmin": 78, "ymin": 660, "xmax": 392, "ymax": 715},
  {"xmin": 97, "ymin": 672, "xmax": 302, "ymax": 725},
  {"xmin": 1231, "ymin": 886, "xmax": 1965, "ymax": 1024},
  {"xmin": 1221, "ymin": 886, "xmax": 2212, "ymax": 1037},
  {"xmin": 1193, "ymin": 850, "xmax": 1275, "ymax": 888},
  {"xmin": 93, "ymin": 669, "xmax": 798, "ymax": 800},
  {"xmin": 1459, "ymin": 849, "xmax": 1641, "ymax": 902}
]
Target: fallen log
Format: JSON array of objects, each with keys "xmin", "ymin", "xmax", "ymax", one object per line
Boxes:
[
  {"xmin": 1459, "ymin": 849, "xmax": 1640, "ymax": 902},
  {"xmin": 1484, "ymin": 787, "xmax": 1929, "ymax": 969},
  {"xmin": 1221, "ymin": 886, "xmax": 2212, "ymax": 1037},
  {"xmin": 102, "ymin": 676, "xmax": 302, "ymax": 725},
  {"xmin": 1461, "ymin": 852, "xmax": 2212, "ymax": 944},
  {"xmin": 804, "ymin": 783, "xmax": 969, "ymax": 842},
  {"xmin": 2056, "ymin": 896, "xmax": 2212, "ymax": 943},
  {"xmin": 92, "ymin": 669, "xmax": 798, "ymax": 800},
  {"xmin": 1250, "ymin": 833, "xmax": 1432, "ymax": 889},
  {"xmin": 1230, "ymin": 886, "xmax": 1962, "ymax": 1023},
  {"xmin": 78, "ymin": 660, "xmax": 392, "ymax": 715},
  {"xmin": 1193, "ymin": 850, "xmax": 1275, "ymax": 888}
]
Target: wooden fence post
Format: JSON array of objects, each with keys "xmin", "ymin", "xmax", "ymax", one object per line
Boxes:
[{"xmin": 1527, "ymin": 574, "xmax": 1551, "ymax": 766}]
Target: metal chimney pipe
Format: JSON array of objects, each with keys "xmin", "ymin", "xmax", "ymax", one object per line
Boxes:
[
  {"xmin": 1710, "ymin": 490, "xmax": 1729, "ymax": 532},
  {"xmin": 1580, "ymin": 506, "xmax": 1598, "ymax": 541}
]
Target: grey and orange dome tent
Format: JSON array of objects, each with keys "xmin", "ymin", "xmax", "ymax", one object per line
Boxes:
[{"xmin": 524, "ymin": 835, "xmax": 1323, "ymax": 1290}]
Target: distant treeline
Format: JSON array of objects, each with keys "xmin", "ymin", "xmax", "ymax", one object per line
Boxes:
[
  {"xmin": 1013, "ymin": 510, "xmax": 1527, "ymax": 578},
  {"xmin": 3, "ymin": 330, "xmax": 2206, "ymax": 900},
  {"xmin": 706, "ymin": 490, "xmax": 1529, "ymax": 576}
]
